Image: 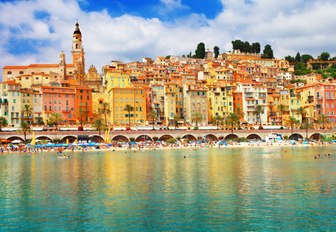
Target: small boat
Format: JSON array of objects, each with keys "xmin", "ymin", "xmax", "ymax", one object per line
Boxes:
[{"xmin": 58, "ymin": 155, "xmax": 70, "ymax": 159}]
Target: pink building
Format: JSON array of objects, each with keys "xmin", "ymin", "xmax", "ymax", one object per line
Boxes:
[
  {"xmin": 41, "ymin": 86, "xmax": 76, "ymax": 124},
  {"xmin": 314, "ymin": 83, "xmax": 336, "ymax": 125}
]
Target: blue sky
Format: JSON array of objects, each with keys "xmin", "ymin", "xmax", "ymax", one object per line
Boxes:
[
  {"xmin": 79, "ymin": 0, "xmax": 223, "ymax": 20},
  {"xmin": 1, "ymin": 0, "xmax": 336, "ymax": 73}
]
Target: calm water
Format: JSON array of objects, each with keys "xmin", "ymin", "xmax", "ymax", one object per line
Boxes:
[{"xmin": 0, "ymin": 146, "xmax": 336, "ymax": 231}]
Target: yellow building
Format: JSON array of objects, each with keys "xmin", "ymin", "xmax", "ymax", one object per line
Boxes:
[
  {"xmin": 103, "ymin": 67, "xmax": 131, "ymax": 91},
  {"xmin": 288, "ymin": 89, "xmax": 302, "ymax": 123},
  {"xmin": 0, "ymin": 80, "xmax": 21, "ymax": 127},
  {"xmin": 109, "ymin": 86, "xmax": 146, "ymax": 126},
  {"xmin": 207, "ymin": 83, "xmax": 234, "ymax": 121},
  {"xmin": 164, "ymin": 82, "xmax": 181, "ymax": 126}
]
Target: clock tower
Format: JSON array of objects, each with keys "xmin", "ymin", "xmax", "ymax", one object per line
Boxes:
[{"xmin": 72, "ymin": 21, "xmax": 85, "ymax": 82}]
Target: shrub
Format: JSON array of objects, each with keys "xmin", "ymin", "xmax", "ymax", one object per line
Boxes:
[{"xmin": 166, "ymin": 138, "xmax": 177, "ymax": 144}]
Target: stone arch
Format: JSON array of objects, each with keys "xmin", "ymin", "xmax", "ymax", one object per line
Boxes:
[
  {"xmin": 7, "ymin": 136, "xmax": 24, "ymax": 142},
  {"xmin": 246, "ymin": 134, "xmax": 262, "ymax": 140},
  {"xmin": 135, "ymin": 135, "xmax": 153, "ymax": 142},
  {"xmin": 309, "ymin": 133, "xmax": 323, "ymax": 141},
  {"xmin": 112, "ymin": 135, "xmax": 129, "ymax": 142},
  {"xmin": 89, "ymin": 135, "xmax": 104, "ymax": 143},
  {"xmin": 289, "ymin": 133, "xmax": 303, "ymax": 141},
  {"xmin": 204, "ymin": 134, "xmax": 218, "ymax": 141},
  {"xmin": 225, "ymin": 134, "xmax": 239, "ymax": 141},
  {"xmin": 36, "ymin": 136, "xmax": 54, "ymax": 143},
  {"xmin": 218, "ymin": 136, "xmax": 224, "ymax": 140},
  {"xmin": 60, "ymin": 135, "xmax": 77, "ymax": 143},
  {"xmin": 159, "ymin": 134, "xmax": 174, "ymax": 142},
  {"xmin": 181, "ymin": 134, "xmax": 197, "ymax": 141}
]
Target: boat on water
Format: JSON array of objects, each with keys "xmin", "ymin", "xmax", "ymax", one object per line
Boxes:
[{"xmin": 58, "ymin": 155, "xmax": 70, "ymax": 159}]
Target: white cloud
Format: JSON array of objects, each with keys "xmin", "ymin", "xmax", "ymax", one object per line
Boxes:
[
  {"xmin": 159, "ymin": 0, "xmax": 188, "ymax": 12},
  {"xmin": 1, "ymin": 0, "xmax": 336, "ymax": 77}
]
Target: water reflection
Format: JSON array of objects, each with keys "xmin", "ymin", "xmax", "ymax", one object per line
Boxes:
[{"xmin": 0, "ymin": 146, "xmax": 336, "ymax": 230}]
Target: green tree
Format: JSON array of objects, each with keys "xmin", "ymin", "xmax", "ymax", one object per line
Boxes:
[
  {"xmin": 317, "ymin": 114, "xmax": 328, "ymax": 129},
  {"xmin": 319, "ymin": 52, "xmax": 330, "ymax": 61},
  {"xmin": 213, "ymin": 46, "xmax": 220, "ymax": 58},
  {"xmin": 213, "ymin": 115, "xmax": 222, "ymax": 130},
  {"xmin": 21, "ymin": 121, "xmax": 30, "ymax": 142},
  {"xmin": 124, "ymin": 104, "xmax": 134, "ymax": 129},
  {"xmin": 92, "ymin": 118, "xmax": 105, "ymax": 136},
  {"xmin": 285, "ymin": 117, "xmax": 298, "ymax": 135},
  {"xmin": 277, "ymin": 104, "xmax": 285, "ymax": 129},
  {"xmin": 0, "ymin": 117, "xmax": 8, "ymax": 131},
  {"xmin": 253, "ymin": 105, "xmax": 264, "ymax": 129},
  {"xmin": 262, "ymin": 44, "xmax": 274, "ymax": 58},
  {"xmin": 49, "ymin": 112, "xmax": 63, "ymax": 131},
  {"xmin": 195, "ymin": 42, "xmax": 206, "ymax": 59},
  {"xmin": 251, "ymin": 42, "xmax": 261, "ymax": 54},
  {"xmin": 285, "ymin": 55, "xmax": 296, "ymax": 63},
  {"xmin": 76, "ymin": 107, "xmax": 87, "ymax": 128},
  {"xmin": 295, "ymin": 52, "xmax": 301, "ymax": 62},
  {"xmin": 191, "ymin": 112, "xmax": 203, "ymax": 129},
  {"xmin": 148, "ymin": 109, "xmax": 157, "ymax": 130},
  {"xmin": 297, "ymin": 106, "xmax": 306, "ymax": 126},
  {"xmin": 225, "ymin": 112, "xmax": 239, "ymax": 134},
  {"xmin": 294, "ymin": 62, "xmax": 311, "ymax": 75},
  {"xmin": 301, "ymin": 122, "xmax": 312, "ymax": 140},
  {"xmin": 173, "ymin": 114, "xmax": 180, "ymax": 129},
  {"xmin": 22, "ymin": 104, "xmax": 33, "ymax": 124},
  {"xmin": 234, "ymin": 107, "xmax": 244, "ymax": 129},
  {"xmin": 99, "ymin": 101, "xmax": 110, "ymax": 126},
  {"xmin": 301, "ymin": 54, "xmax": 314, "ymax": 63}
]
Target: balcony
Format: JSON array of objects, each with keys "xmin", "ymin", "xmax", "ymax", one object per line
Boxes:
[{"xmin": 308, "ymin": 95, "xmax": 314, "ymax": 102}]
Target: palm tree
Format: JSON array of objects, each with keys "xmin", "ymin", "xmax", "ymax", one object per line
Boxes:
[
  {"xmin": 225, "ymin": 112, "xmax": 239, "ymax": 134},
  {"xmin": 124, "ymin": 104, "xmax": 134, "ymax": 130},
  {"xmin": 285, "ymin": 116, "xmax": 298, "ymax": 136},
  {"xmin": 253, "ymin": 105, "xmax": 264, "ymax": 129},
  {"xmin": 235, "ymin": 107, "xmax": 244, "ymax": 129},
  {"xmin": 0, "ymin": 117, "xmax": 7, "ymax": 132},
  {"xmin": 277, "ymin": 104, "xmax": 285, "ymax": 129},
  {"xmin": 50, "ymin": 113, "xmax": 63, "ymax": 131},
  {"xmin": 301, "ymin": 122, "xmax": 312, "ymax": 140},
  {"xmin": 173, "ymin": 114, "xmax": 180, "ymax": 129},
  {"xmin": 22, "ymin": 104, "xmax": 33, "ymax": 124},
  {"xmin": 76, "ymin": 107, "xmax": 87, "ymax": 128},
  {"xmin": 297, "ymin": 106, "xmax": 306, "ymax": 126},
  {"xmin": 92, "ymin": 118, "xmax": 105, "ymax": 135},
  {"xmin": 148, "ymin": 109, "xmax": 157, "ymax": 130},
  {"xmin": 318, "ymin": 114, "xmax": 328, "ymax": 129},
  {"xmin": 21, "ymin": 121, "xmax": 30, "ymax": 142},
  {"xmin": 191, "ymin": 111, "xmax": 203, "ymax": 129},
  {"xmin": 99, "ymin": 101, "xmax": 110, "ymax": 126},
  {"xmin": 213, "ymin": 115, "xmax": 222, "ymax": 130}
]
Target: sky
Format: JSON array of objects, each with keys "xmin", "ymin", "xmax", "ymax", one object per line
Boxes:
[{"xmin": 1, "ymin": 0, "xmax": 336, "ymax": 74}]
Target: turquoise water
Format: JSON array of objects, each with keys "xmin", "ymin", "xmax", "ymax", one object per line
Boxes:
[{"xmin": 0, "ymin": 146, "xmax": 336, "ymax": 231}]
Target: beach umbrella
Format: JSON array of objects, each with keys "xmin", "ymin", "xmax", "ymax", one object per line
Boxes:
[
  {"xmin": 11, "ymin": 139, "xmax": 23, "ymax": 144},
  {"xmin": 66, "ymin": 139, "xmax": 69, "ymax": 145}
]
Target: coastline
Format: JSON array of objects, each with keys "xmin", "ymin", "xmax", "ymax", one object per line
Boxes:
[{"xmin": 1, "ymin": 141, "xmax": 335, "ymax": 155}]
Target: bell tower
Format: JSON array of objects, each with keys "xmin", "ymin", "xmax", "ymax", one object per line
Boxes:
[
  {"xmin": 59, "ymin": 50, "xmax": 66, "ymax": 80},
  {"xmin": 71, "ymin": 20, "xmax": 85, "ymax": 82}
]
